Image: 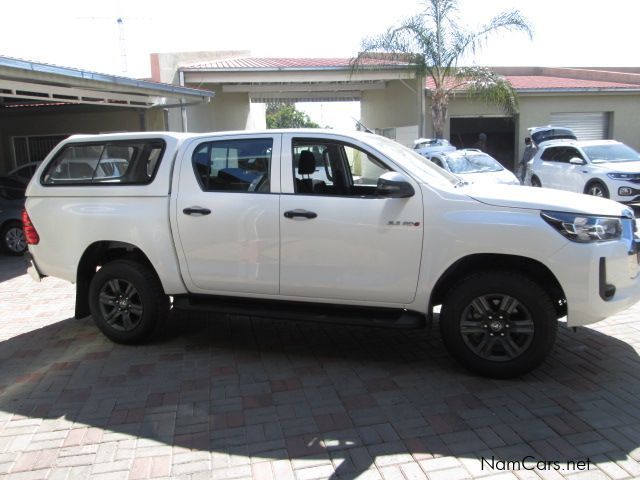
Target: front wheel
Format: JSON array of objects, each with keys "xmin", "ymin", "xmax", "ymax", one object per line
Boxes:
[
  {"xmin": 530, "ymin": 176, "xmax": 541, "ymax": 187},
  {"xmin": 88, "ymin": 259, "xmax": 169, "ymax": 344},
  {"xmin": 585, "ymin": 181, "xmax": 609, "ymax": 198},
  {"xmin": 440, "ymin": 270, "xmax": 557, "ymax": 378}
]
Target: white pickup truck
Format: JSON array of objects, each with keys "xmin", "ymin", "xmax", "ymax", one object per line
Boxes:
[{"xmin": 23, "ymin": 130, "xmax": 640, "ymax": 378}]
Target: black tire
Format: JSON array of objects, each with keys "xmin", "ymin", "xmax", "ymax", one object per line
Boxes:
[
  {"xmin": 439, "ymin": 270, "xmax": 557, "ymax": 378},
  {"xmin": 530, "ymin": 176, "xmax": 541, "ymax": 187},
  {"xmin": 584, "ymin": 180, "xmax": 609, "ymax": 198},
  {"xmin": 1, "ymin": 221, "xmax": 27, "ymax": 256},
  {"xmin": 88, "ymin": 259, "xmax": 169, "ymax": 344}
]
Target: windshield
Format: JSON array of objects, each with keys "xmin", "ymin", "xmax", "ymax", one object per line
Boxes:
[
  {"xmin": 445, "ymin": 153, "xmax": 504, "ymax": 174},
  {"xmin": 583, "ymin": 144, "xmax": 640, "ymax": 163},
  {"xmin": 366, "ymin": 135, "xmax": 460, "ymax": 186}
]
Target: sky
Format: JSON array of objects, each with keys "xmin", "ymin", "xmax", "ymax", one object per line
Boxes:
[{"xmin": 2, "ymin": 0, "xmax": 639, "ymax": 128}]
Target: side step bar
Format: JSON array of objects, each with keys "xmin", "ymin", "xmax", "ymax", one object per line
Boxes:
[{"xmin": 173, "ymin": 295, "xmax": 426, "ymax": 329}]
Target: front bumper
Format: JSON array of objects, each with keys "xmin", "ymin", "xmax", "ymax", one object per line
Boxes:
[
  {"xmin": 548, "ymin": 236, "xmax": 640, "ymax": 327},
  {"xmin": 610, "ymin": 181, "xmax": 640, "ymax": 204}
]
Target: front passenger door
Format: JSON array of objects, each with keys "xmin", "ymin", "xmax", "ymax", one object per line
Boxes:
[{"xmin": 279, "ymin": 134, "xmax": 424, "ymax": 304}]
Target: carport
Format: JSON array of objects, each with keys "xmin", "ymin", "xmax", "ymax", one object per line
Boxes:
[{"xmin": 0, "ymin": 55, "xmax": 214, "ymax": 173}]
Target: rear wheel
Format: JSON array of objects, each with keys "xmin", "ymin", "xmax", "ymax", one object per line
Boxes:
[
  {"xmin": 88, "ymin": 260, "xmax": 169, "ymax": 344},
  {"xmin": 1, "ymin": 221, "xmax": 26, "ymax": 256},
  {"xmin": 585, "ymin": 181, "xmax": 609, "ymax": 198},
  {"xmin": 440, "ymin": 270, "xmax": 557, "ymax": 378},
  {"xmin": 530, "ymin": 176, "xmax": 541, "ymax": 187}
]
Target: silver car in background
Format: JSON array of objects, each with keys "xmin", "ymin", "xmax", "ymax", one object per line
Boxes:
[{"xmin": 0, "ymin": 177, "xmax": 27, "ymax": 255}]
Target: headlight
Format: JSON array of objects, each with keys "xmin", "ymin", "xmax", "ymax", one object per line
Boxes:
[
  {"xmin": 607, "ymin": 172, "xmax": 639, "ymax": 180},
  {"xmin": 541, "ymin": 211, "xmax": 622, "ymax": 243}
]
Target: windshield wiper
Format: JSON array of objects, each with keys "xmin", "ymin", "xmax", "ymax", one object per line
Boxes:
[{"xmin": 454, "ymin": 178, "xmax": 469, "ymax": 187}]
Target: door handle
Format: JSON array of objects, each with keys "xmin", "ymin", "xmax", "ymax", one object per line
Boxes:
[
  {"xmin": 183, "ymin": 206, "xmax": 211, "ymax": 216},
  {"xmin": 284, "ymin": 209, "xmax": 317, "ymax": 219}
]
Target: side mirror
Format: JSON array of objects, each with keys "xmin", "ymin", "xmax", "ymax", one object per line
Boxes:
[
  {"xmin": 569, "ymin": 157, "xmax": 585, "ymax": 165},
  {"xmin": 376, "ymin": 172, "xmax": 415, "ymax": 198}
]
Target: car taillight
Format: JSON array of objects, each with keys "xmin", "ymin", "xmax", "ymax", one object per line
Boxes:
[{"xmin": 21, "ymin": 208, "xmax": 39, "ymax": 245}]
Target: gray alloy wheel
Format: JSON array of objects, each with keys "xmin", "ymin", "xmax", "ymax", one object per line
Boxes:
[
  {"xmin": 2, "ymin": 222, "xmax": 27, "ymax": 255},
  {"xmin": 585, "ymin": 181, "xmax": 609, "ymax": 198},
  {"xmin": 440, "ymin": 270, "xmax": 557, "ymax": 378},
  {"xmin": 97, "ymin": 278, "xmax": 144, "ymax": 332},
  {"xmin": 88, "ymin": 259, "xmax": 169, "ymax": 344},
  {"xmin": 459, "ymin": 293, "xmax": 534, "ymax": 362}
]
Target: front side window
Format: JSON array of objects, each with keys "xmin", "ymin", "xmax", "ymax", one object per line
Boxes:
[
  {"xmin": 193, "ymin": 138, "xmax": 272, "ymax": 193},
  {"xmin": 559, "ymin": 147, "xmax": 583, "ymax": 163},
  {"xmin": 42, "ymin": 140, "xmax": 165, "ymax": 185},
  {"xmin": 292, "ymin": 139, "xmax": 392, "ymax": 196}
]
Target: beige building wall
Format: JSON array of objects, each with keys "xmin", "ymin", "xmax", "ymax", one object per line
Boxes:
[
  {"xmin": 516, "ymin": 93, "xmax": 640, "ymax": 159},
  {"xmin": 361, "ymin": 79, "xmax": 422, "ymax": 131},
  {"xmin": 363, "ymin": 86, "xmax": 640, "ymax": 165},
  {"xmin": 185, "ymin": 85, "xmax": 251, "ymax": 132}
]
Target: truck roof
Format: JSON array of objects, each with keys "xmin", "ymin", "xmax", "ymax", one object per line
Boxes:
[{"xmin": 65, "ymin": 129, "xmax": 380, "ymax": 143}]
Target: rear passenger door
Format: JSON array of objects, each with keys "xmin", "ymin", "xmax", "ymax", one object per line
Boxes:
[
  {"xmin": 174, "ymin": 134, "xmax": 281, "ymax": 295},
  {"xmin": 538, "ymin": 146, "xmax": 565, "ymax": 189}
]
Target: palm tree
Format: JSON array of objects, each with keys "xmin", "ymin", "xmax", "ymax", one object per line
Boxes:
[{"xmin": 353, "ymin": 0, "xmax": 532, "ymax": 138}]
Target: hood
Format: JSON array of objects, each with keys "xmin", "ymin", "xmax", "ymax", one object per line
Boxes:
[
  {"xmin": 591, "ymin": 160, "xmax": 640, "ymax": 173},
  {"xmin": 458, "ymin": 169, "xmax": 520, "ymax": 186},
  {"xmin": 463, "ymin": 184, "xmax": 630, "ymax": 217}
]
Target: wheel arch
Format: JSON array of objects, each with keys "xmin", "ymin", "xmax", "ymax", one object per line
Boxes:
[
  {"xmin": 75, "ymin": 241, "xmax": 159, "ymax": 319},
  {"xmin": 430, "ymin": 253, "xmax": 567, "ymax": 318},
  {"xmin": 583, "ymin": 178, "xmax": 608, "ymax": 194}
]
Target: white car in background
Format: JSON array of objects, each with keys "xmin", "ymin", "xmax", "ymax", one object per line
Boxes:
[
  {"xmin": 413, "ymin": 138, "xmax": 456, "ymax": 157},
  {"xmin": 528, "ymin": 136, "xmax": 640, "ymax": 204},
  {"xmin": 427, "ymin": 149, "xmax": 520, "ymax": 185}
]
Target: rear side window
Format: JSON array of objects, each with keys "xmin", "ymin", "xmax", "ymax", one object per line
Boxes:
[
  {"xmin": 193, "ymin": 138, "xmax": 272, "ymax": 193},
  {"xmin": 42, "ymin": 139, "xmax": 165, "ymax": 185}
]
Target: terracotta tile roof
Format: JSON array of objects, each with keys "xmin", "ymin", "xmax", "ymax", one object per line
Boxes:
[
  {"xmin": 506, "ymin": 75, "xmax": 638, "ymax": 89},
  {"xmin": 183, "ymin": 57, "xmax": 408, "ymax": 69},
  {"xmin": 183, "ymin": 57, "xmax": 640, "ymax": 91},
  {"xmin": 425, "ymin": 75, "xmax": 639, "ymax": 91}
]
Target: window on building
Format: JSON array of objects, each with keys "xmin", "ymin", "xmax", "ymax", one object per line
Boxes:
[{"xmin": 12, "ymin": 135, "xmax": 69, "ymax": 167}]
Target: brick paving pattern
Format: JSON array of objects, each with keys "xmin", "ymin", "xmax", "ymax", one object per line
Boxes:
[{"xmin": 1, "ymin": 255, "xmax": 640, "ymax": 479}]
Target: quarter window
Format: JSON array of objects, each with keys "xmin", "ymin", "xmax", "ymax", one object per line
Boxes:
[
  {"xmin": 42, "ymin": 140, "xmax": 165, "ymax": 185},
  {"xmin": 193, "ymin": 138, "xmax": 272, "ymax": 193}
]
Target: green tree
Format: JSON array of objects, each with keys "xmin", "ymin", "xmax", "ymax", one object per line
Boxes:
[
  {"xmin": 266, "ymin": 103, "xmax": 320, "ymax": 129},
  {"xmin": 353, "ymin": 0, "xmax": 532, "ymax": 138}
]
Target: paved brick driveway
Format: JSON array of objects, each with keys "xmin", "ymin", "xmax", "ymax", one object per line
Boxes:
[{"xmin": 1, "ymin": 255, "xmax": 640, "ymax": 480}]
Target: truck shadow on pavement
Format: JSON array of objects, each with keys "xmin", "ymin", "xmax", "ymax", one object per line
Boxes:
[
  {"xmin": 0, "ymin": 255, "xmax": 27, "ymax": 283},
  {"xmin": 1, "ymin": 311, "xmax": 640, "ymax": 479}
]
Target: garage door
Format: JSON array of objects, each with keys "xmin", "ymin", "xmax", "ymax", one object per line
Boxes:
[{"xmin": 550, "ymin": 112, "xmax": 610, "ymax": 141}]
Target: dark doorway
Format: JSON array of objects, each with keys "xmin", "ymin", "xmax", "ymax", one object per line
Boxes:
[{"xmin": 449, "ymin": 117, "xmax": 516, "ymax": 170}]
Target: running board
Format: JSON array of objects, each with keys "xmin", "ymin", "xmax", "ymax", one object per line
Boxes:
[{"xmin": 173, "ymin": 295, "xmax": 425, "ymax": 329}]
